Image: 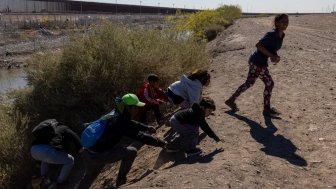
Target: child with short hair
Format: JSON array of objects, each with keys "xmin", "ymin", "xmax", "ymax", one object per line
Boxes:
[
  {"xmin": 166, "ymin": 97, "xmax": 221, "ymax": 157},
  {"xmin": 137, "ymin": 74, "xmax": 168, "ymax": 125}
]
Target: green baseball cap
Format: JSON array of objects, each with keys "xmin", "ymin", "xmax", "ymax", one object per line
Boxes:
[{"xmin": 122, "ymin": 93, "xmax": 145, "ymax": 107}]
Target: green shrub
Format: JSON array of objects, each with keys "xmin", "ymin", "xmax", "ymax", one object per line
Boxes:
[
  {"xmin": 0, "ymin": 104, "xmax": 31, "ymax": 189},
  {"xmin": 13, "ymin": 23, "xmax": 209, "ymax": 129},
  {"xmin": 170, "ymin": 5, "xmax": 241, "ymax": 40}
]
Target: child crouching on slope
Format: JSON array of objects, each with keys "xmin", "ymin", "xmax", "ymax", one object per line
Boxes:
[
  {"xmin": 166, "ymin": 97, "xmax": 221, "ymax": 157},
  {"xmin": 137, "ymin": 74, "xmax": 168, "ymax": 125}
]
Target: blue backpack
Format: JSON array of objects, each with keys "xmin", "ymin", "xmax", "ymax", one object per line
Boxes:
[{"xmin": 80, "ymin": 109, "xmax": 119, "ymax": 148}]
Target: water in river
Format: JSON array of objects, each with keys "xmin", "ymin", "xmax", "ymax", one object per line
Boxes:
[{"xmin": 0, "ymin": 69, "xmax": 27, "ymax": 96}]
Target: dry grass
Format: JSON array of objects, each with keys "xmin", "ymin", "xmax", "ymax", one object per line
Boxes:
[{"xmin": 0, "ymin": 104, "xmax": 31, "ymax": 189}]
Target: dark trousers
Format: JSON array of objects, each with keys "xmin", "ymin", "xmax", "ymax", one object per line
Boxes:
[
  {"xmin": 168, "ymin": 116, "xmax": 199, "ymax": 151},
  {"xmin": 139, "ymin": 105, "xmax": 162, "ymax": 125},
  {"xmin": 78, "ymin": 146, "xmax": 137, "ymax": 189}
]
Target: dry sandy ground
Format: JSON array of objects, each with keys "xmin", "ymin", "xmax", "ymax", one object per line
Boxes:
[{"xmin": 84, "ymin": 15, "xmax": 336, "ymax": 189}]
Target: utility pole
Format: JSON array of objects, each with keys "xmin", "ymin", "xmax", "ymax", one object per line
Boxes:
[
  {"xmin": 158, "ymin": 2, "xmax": 160, "ymax": 14},
  {"xmin": 26, "ymin": 0, "xmax": 28, "ymax": 13},
  {"xmin": 173, "ymin": 3, "xmax": 174, "ymax": 14},
  {"xmin": 115, "ymin": 0, "xmax": 117, "ymax": 15},
  {"xmin": 140, "ymin": 1, "xmax": 142, "ymax": 15}
]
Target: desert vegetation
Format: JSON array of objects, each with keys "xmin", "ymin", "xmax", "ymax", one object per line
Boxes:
[
  {"xmin": 168, "ymin": 5, "xmax": 241, "ymax": 40},
  {"xmin": 0, "ymin": 104, "xmax": 31, "ymax": 188}
]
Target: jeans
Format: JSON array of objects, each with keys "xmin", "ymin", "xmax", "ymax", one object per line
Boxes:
[{"xmin": 31, "ymin": 144, "xmax": 74, "ymax": 183}]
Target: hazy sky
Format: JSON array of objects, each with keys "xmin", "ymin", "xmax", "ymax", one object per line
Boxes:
[{"xmin": 77, "ymin": 0, "xmax": 336, "ymax": 13}]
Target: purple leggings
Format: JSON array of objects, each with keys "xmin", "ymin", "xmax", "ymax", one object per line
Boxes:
[{"xmin": 231, "ymin": 63, "xmax": 274, "ymax": 107}]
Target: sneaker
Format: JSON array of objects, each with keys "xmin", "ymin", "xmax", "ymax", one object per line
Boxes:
[
  {"xmin": 47, "ymin": 182, "xmax": 67, "ymax": 189},
  {"xmin": 31, "ymin": 176, "xmax": 42, "ymax": 189},
  {"xmin": 225, "ymin": 98, "xmax": 239, "ymax": 112},
  {"xmin": 48, "ymin": 182, "xmax": 65, "ymax": 189},
  {"xmin": 263, "ymin": 106, "xmax": 281, "ymax": 116},
  {"xmin": 40, "ymin": 177, "xmax": 52, "ymax": 189},
  {"xmin": 165, "ymin": 143, "xmax": 180, "ymax": 152},
  {"xmin": 47, "ymin": 183, "xmax": 58, "ymax": 189},
  {"xmin": 115, "ymin": 177, "xmax": 127, "ymax": 187},
  {"xmin": 157, "ymin": 118, "xmax": 164, "ymax": 126},
  {"xmin": 165, "ymin": 146, "xmax": 180, "ymax": 153},
  {"xmin": 185, "ymin": 148, "xmax": 202, "ymax": 157}
]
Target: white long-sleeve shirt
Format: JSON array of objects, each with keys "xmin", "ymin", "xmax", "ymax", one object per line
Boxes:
[{"xmin": 168, "ymin": 75, "xmax": 203, "ymax": 108}]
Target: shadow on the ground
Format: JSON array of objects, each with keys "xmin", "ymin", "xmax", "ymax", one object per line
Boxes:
[
  {"xmin": 226, "ymin": 110, "xmax": 307, "ymax": 167},
  {"xmin": 153, "ymin": 148, "xmax": 224, "ymax": 170}
]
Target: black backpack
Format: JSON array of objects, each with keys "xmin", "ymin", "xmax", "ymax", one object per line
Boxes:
[{"xmin": 32, "ymin": 119, "xmax": 59, "ymax": 141}]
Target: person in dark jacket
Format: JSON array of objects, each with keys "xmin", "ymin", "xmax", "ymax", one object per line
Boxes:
[
  {"xmin": 166, "ymin": 97, "xmax": 221, "ymax": 157},
  {"xmin": 79, "ymin": 93, "xmax": 166, "ymax": 188},
  {"xmin": 30, "ymin": 119, "xmax": 82, "ymax": 189},
  {"xmin": 225, "ymin": 14, "xmax": 289, "ymax": 116}
]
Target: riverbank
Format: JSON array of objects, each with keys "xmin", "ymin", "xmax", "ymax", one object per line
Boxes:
[
  {"xmin": 3, "ymin": 13, "xmax": 335, "ymax": 189},
  {"xmin": 0, "ymin": 14, "xmax": 168, "ymax": 69},
  {"xmin": 97, "ymin": 14, "xmax": 336, "ymax": 189},
  {"xmin": 0, "ymin": 14, "xmax": 169, "ymax": 104}
]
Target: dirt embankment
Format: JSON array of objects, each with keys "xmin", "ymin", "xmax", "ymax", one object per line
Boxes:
[{"xmin": 83, "ymin": 15, "xmax": 336, "ymax": 189}]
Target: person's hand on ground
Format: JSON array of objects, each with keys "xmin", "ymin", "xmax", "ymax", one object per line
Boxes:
[
  {"xmin": 214, "ymin": 137, "xmax": 223, "ymax": 143},
  {"xmin": 215, "ymin": 147, "xmax": 225, "ymax": 153},
  {"xmin": 147, "ymin": 126, "xmax": 156, "ymax": 134}
]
